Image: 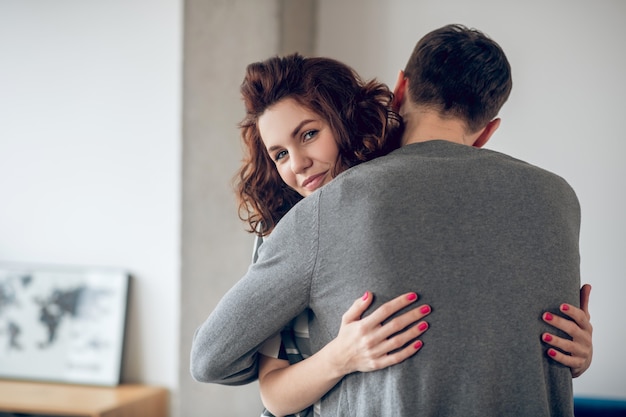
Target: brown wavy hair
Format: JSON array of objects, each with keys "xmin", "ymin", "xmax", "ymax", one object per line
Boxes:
[{"xmin": 235, "ymin": 53, "xmax": 402, "ymax": 236}]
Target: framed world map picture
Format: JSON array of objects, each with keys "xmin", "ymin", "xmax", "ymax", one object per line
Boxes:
[{"xmin": 0, "ymin": 263, "xmax": 129, "ymax": 386}]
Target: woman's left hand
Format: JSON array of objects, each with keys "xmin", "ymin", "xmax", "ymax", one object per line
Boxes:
[{"xmin": 541, "ymin": 283, "xmax": 593, "ymax": 378}]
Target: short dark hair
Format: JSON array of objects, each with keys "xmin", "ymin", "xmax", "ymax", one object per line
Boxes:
[{"xmin": 403, "ymin": 24, "xmax": 512, "ymax": 132}]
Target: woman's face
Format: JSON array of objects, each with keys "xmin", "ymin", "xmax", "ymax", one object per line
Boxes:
[{"xmin": 258, "ymin": 97, "xmax": 339, "ymax": 197}]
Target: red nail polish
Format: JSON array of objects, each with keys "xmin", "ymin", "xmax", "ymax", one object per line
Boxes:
[
  {"xmin": 543, "ymin": 334, "xmax": 553, "ymax": 342},
  {"xmin": 420, "ymin": 305, "xmax": 431, "ymax": 314},
  {"xmin": 362, "ymin": 292, "xmax": 369, "ymax": 301},
  {"xmin": 413, "ymin": 340, "xmax": 423, "ymax": 350},
  {"xmin": 544, "ymin": 312, "xmax": 553, "ymax": 321},
  {"xmin": 418, "ymin": 322, "xmax": 428, "ymax": 331},
  {"xmin": 561, "ymin": 304, "xmax": 569, "ymax": 311},
  {"xmin": 407, "ymin": 293, "xmax": 417, "ymax": 301},
  {"xmin": 548, "ymin": 349, "xmax": 557, "ymax": 357}
]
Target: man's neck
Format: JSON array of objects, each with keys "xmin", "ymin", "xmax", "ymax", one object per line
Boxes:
[{"xmin": 400, "ymin": 109, "xmax": 476, "ymax": 147}]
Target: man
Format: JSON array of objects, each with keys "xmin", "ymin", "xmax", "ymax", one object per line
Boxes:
[{"xmin": 191, "ymin": 24, "xmax": 581, "ymax": 416}]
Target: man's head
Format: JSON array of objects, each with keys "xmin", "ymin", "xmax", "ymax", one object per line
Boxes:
[{"xmin": 397, "ymin": 24, "xmax": 512, "ymax": 135}]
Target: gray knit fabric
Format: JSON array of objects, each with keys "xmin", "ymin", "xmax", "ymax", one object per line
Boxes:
[{"xmin": 191, "ymin": 140, "xmax": 580, "ymax": 416}]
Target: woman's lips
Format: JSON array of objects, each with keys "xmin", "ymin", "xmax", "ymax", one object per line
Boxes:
[{"xmin": 302, "ymin": 172, "xmax": 328, "ymax": 192}]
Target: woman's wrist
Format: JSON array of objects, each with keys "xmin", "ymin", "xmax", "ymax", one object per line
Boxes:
[{"xmin": 318, "ymin": 337, "xmax": 354, "ymax": 379}]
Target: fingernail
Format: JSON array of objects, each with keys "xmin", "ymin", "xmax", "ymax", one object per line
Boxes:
[
  {"xmin": 544, "ymin": 312, "xmax": 553, "ymax": 321},
  {"xmin": 543, "ymin": 334, "xmax": 553, "ymax": 342},
  {"xmin": 413, "ymin": 340, "xmax": 423, "ymax": 350},
  {"xmin": 420, "ymin": 305, "xmax": 431, "ymax": 314},
  {"xmin": 362, "ymin": 292, "xmax": 369, "ymax": 301},
  {"xmin": 407, "ymin": 292, "xmax": 417, "ymax": 301},
  {"xmin": 418, "ymin": 322, "xmax": 428, "ymax": 331},
  {"xmin": 548, "ymin": 349, "xmax": 557, "ymax": 357},
  {"xmin": 561, "ymin": 304, "xmax": 569, "ymax": 311}
]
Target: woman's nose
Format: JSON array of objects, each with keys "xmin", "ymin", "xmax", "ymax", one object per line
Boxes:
[{"xmin": 290, "ymin": 152, "xmax": 312, "ymax": 174}]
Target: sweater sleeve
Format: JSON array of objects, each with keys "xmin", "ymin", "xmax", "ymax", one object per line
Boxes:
[{"xmin": 189, "ymin": 194, "xmax": 319, "ymax": 385}]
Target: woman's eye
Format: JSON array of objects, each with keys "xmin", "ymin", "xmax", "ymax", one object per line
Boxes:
[
  {"xmin": 303, "ymin": 130, "xmax": 318, "ymax": 141},
  {"xmin": 275, "ymin": 150, "xmax": 288, "ymax": 161}
]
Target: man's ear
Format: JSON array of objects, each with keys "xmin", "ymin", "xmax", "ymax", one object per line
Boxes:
[
  {"xmin": 472, "ymin": 118, "xmax": 501, "ymax": 148},
  {"xmin": 392, "ymin": 70, "xmax": 407, "ymax": 112}
]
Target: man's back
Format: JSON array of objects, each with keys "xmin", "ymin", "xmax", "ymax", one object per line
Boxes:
[
  {"xmin": 302, "ymin": 140, "xmax": 580, "ymax": 416},
  {"xmin": 190, "ymin": 140, "xmax": 580, "ymax": 416}
]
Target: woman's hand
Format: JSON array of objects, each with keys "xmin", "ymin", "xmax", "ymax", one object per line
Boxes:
[
  {"xmin": 542, "ymin": 283, "xmax": 593, "ymax": 377},
  {"xmin": 258, "ymin": 291, "xmax": 431, "ymax": 416},
  {"xmin": 328, "ymin": 291, "xmax": 431, "ymax": 376}
]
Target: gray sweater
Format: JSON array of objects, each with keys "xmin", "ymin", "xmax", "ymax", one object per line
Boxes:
[{"xmin": 191, "ymin": 140, "xmax": 581, "ymax": 416}]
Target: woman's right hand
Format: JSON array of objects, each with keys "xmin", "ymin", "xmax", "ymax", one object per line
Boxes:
[
  {"xmin": 328, "ymin": 291, "xmax": 431, "ymax": 376},
  {"xmin": 257, "ymin": 292, "xmax": 430, "ymax": 416}
]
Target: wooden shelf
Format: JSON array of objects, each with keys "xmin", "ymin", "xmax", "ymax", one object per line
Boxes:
[{"xmin": 0, "ymin": 380, "xmax": 168, "ymax": 417}]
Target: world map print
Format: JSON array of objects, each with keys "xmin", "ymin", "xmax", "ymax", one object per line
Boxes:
[{"xmin": 0, "ymin": 265, "xmax": 128, "ymax": 386}]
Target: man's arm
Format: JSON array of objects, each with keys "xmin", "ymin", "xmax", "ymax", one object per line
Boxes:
[
  {"xmin": 189, "ymin": 249, "xmax": 312, "ymax": 384},
  {"xmin": 190, "ymin": 200, "xmax": 318, "ymax": 385}
]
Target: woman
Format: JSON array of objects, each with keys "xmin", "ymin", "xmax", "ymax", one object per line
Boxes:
[{"xmin": 234, "ymin": 54, "xmax": 593, "ymax": 417}]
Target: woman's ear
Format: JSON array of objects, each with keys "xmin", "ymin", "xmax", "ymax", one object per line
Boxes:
[{"xmin": 472, "ymin": 118, "xmax": 501, "ymax": 148}]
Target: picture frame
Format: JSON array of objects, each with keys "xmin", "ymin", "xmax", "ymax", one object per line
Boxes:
[{"xmin": 0, "ymin": 263, "xmax": 129, "ymax": 386}]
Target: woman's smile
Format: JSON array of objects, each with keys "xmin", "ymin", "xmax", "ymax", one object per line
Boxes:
[{"xmin": 258, "ymin": 98, "xmax": 340, "ymax": 197}]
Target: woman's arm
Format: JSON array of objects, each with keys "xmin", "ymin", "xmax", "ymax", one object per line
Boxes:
[
  {"xmin": 258, "ymin": 291, "xmax": 431, "ymax": 416},
  {"xmin": 542, "ymin": 283, "xmax": 593, "ymax": 377}
]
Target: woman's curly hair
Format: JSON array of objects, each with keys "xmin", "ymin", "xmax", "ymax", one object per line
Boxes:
[{"xmin": 235, "ymin": 53, "xmax": 402, "ymax": 236}]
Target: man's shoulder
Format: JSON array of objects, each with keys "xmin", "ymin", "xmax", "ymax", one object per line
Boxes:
[
  {"xmin": 482, "ymin": 147, "xmax": 575, "ymax": 185},
  {"xmin": 270, "ymin": 189, "xmax": 322, "ymax": 238}
]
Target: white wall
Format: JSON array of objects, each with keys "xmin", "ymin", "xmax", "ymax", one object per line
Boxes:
[
  {"xmin": 0, "ymin": 1, "xmax": 280, "ymax": 415},
  {"xmin": 317, "ymin": 0, "xmax": 626, "ymax": 400},
  {"xmin": 0, "ymin": 0, "xmax": 181, "ymax": 401}
]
